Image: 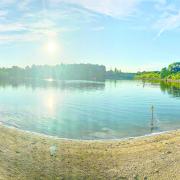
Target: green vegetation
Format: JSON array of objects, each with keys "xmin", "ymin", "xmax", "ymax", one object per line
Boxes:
[
  {"xmin": 0, "ymin": 64, "xmax": 106, "ymax": 81},
  {"xmin": 135, "ymin": 71, "xmax": 160, "ymax": 80},
  {"xmin": 0, "ymin": 64, "xmax": 136, "ymax": 82},
  {"xmin": 1, "ymin": 62, "xmax": 180, "ymax": 81},
  {"xmin": 106, "ymin": 68, "xmax": 136, "ymax": 80},
  {"xmin": 135, "ymin": 62, "xmax": 180, "ymax": 80},
  {"xmin": 160, "ymin": 81, "xmax": 180, "ymax": 97}
]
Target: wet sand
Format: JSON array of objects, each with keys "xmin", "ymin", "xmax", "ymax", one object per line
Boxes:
[{"xmin": 0, "ymin": 125, "xmax": 180, "ymax": 180}]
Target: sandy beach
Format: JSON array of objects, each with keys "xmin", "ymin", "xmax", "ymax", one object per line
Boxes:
[{"xmin": 0, "ymin": 125, "xmax": 180, "ymax": 180}]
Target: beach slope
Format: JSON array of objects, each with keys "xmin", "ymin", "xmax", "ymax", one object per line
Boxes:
[{"xmin": 0, "ymin": 125, "xmax": 180, "ymax": 179}]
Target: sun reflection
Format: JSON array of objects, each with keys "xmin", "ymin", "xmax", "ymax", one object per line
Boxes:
[
  {"xmin": 42, "ymin": 90, "xmax": 64, "ymax": 116},
  {"xmin": 45, "ymin": 78, "xmax": 54, "ymax": 82},
  {"xmin": 47, "ymin": 93, "xmax": 55, "ymax": 112}
]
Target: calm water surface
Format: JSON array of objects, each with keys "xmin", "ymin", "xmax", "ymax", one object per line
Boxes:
[{"xmin": 0, "ymin": 80, "xmax": 180, "ymax": 139}]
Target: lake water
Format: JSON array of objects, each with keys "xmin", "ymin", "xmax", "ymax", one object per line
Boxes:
[{"xmin": 0, "ymin": 79, "xmax": 180, "ymax": 140}]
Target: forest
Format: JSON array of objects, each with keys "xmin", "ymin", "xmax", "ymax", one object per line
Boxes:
[
  {"xmin": 106, "ymin": 68, "xmax": 136, "ymax": 80},
  {"xmin": 1, "ymin": 62, "xmax": 180, "ymax": 82},
  {"xmin": 0, "ymin": 64, "xmax": 106, "ymax": 81},
  {"xmin": 0, "ymin": 64, "xmax": 135, "ymax": 81},
  {"xmin": 135, "ymin": 62, "xmax": 180, "ymax": 80}
]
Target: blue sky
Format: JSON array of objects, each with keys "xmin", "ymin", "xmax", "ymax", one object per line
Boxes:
[{"xmin": 0, "ymin": 0, "xmax": 180, "ymax": 72}]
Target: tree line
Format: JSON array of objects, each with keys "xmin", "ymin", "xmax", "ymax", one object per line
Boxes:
[
  {"xmin": 106, "ymin": 68, "xmax": 136, "ymax": 80},
  {"xmin": 0, "ymin": 64, "xmax": 106, "ymax": 81},
  {"xmin": 135, "ymin": 62, "xmax": 180, "ymax": 80},
  {"xmin": 0, "ymin": 64, "xmax": 136, "ymax": 81}
]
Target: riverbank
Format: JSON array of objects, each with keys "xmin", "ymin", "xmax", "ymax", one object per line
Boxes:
[
  {"xmin": 136, "ymin": 78, "xmax": 180, "ymax": 83},
  {"xmin": 0, "ymin": 125, "xmax": 180, "ymax": 179}
]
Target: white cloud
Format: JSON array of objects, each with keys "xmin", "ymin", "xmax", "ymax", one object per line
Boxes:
[
  {"xmin": 155, "ymin": 10, "xmax": 180, "ymax": 38},
  {"xmin": 0, "ymin": 0, "xmax": 179, "ymax": 44},
  {"xmin": 0, "ymin": 33, "xmax": 40, "ymax": 44},
  {"xmin": 51, "ymin": 0, "xmax": 140, "ymax": 18},
  {"xmin": 151, "ymin": 0, "xmax": 180, "ymax": 38},
  {"xmin": 18, "ymin": 0, "xmax": 32, "ymax": 11},
  {"xmin": 0, "ymin": 10, "xmax": 8, "ymax": 18},
  {"xmin": 0, "ymin": 1, "xmax": 80, "ymax": 44},
  {"xmin": 0, "ymin": 0, "xmax": 16, "ymax": 8},
  {"xmin": 0, "ymin": 23, "xmax": 27, "ymax": 32},
  {"xmin": 0, "ymin": 18, "xmax": 79, "ymax": 44}
]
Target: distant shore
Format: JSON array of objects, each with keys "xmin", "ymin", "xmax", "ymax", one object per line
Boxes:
[
  {"xmin": 163, "ymin": 79, "xmax": 180, "ymax": 83},
  {"xmin": 0, "ymin": 125, "xmax": 180, "ymax": 179},
  {"xmin": 136, "ymin": 78, "xmax": 180, "ymax": 83}
]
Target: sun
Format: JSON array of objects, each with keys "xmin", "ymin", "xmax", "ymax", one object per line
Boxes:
[
  {"xmin": 46, "ymin": 40, "xmax": 58, "ymax": 54},
  {"xmin": 41, "ymin": 31, "xmax": 62, "ymax": 58}
]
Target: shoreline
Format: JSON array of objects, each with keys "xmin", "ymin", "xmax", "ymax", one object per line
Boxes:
[
  {"xmin": 1, "ymin": 124, "xmax": 180, "ymax": 179},
  {"xmin": 137, "ymin": 78, "xmax": 180, "ymax": 83},
  {"xmin": 1, "ymin": 122, "xmax": 178, "ymax": 142}
]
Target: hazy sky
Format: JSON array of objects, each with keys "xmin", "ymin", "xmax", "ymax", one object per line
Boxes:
[{"xmin": 0, "ymin": 0, "xmax": 180, "ymax": 72}]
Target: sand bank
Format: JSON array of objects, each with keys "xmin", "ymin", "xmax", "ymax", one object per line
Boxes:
[{"xmin": 0, "ymin": 125, "xmax": 180, "ymax": 179}]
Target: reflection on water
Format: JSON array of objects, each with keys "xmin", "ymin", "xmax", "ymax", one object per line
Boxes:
[
  {"xmin": 0, "ymin": 78, "xmax": 105, "ymax": 91},
  {"xmin": 160, "ymin": 81, "xmax": 180, "ymax": 97},
  {"xmin": 0, "ymin": 79, "xmax": 180, "ymax": 139},
  {"xmin": 142, "ymin": 80, "xmax": 180, "ymax": 97}
]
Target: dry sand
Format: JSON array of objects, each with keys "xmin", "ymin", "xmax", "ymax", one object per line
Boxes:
[{"xmin": 0, "ymin": 125, "xmax": 180, "ymax": 180}]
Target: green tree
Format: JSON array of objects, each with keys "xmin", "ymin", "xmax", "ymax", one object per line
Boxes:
[
  {"xmin": 168, "ymin": 62, "xmax": 180, "ymax": 73},
  {"xmin": 160, "ymin": 67, "xmax": 170, "ymax": 78}
]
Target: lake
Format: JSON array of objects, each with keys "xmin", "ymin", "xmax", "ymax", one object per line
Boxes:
[{"xmin": 0, "ymin": 79, "xmax": 180, "ymax": 140}]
